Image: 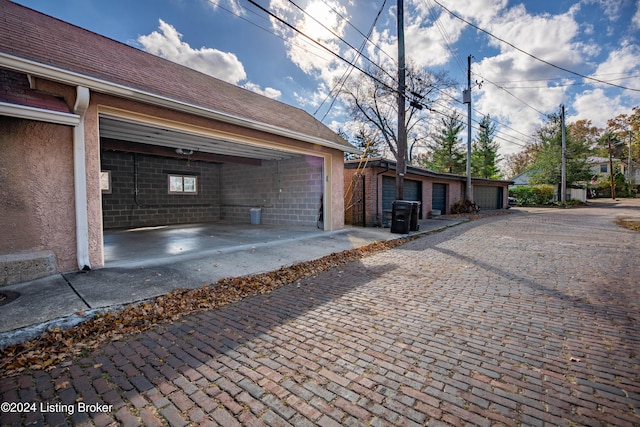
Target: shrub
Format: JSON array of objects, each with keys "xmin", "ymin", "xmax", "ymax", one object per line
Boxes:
[
  {"xmin": 509, "ymin": 185, "xmax": 555, "ymax": 206},
  {"xmin": 509, "ymin": 186, "xmax": 534, "ymax": 205},
  {"xmin": 532, "ymin": 184, "xmax": 555, "ymax": 204}
]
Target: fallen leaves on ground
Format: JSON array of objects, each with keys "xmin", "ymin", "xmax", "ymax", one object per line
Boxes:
[
  {"xmin": 616, "ymin": 218, "xmax": 640, "ymax": 232},
  {"xmin": 1, "ymin": 236, "xmax": 418, "ymax": 377},
  {"xmin": 0, "ymin": 212, "xmax": 506, "ymax": 377}
]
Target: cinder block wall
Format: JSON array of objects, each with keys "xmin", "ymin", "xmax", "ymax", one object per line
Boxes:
[
  {"xmin": 220, "ymin": 156, "xmax": 323, "ymax": 226},
  {"xmin": 101, "ymin": 151, "xmax": 220, "ymax": 228}
]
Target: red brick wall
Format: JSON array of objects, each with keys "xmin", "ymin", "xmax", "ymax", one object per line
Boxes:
[{"xmin": 345, "ymin": 165, "xmax": 471, "ymax": 226}]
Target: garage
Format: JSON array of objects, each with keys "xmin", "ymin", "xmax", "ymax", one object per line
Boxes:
[
  {"xmin": 381, "ymin": 176, "xmax": 422, "ymax": 226},
  {"xmin": 99, "ymin": 116, "xmax": 324, "ymax": 231},
  {"xmin": 0, "ymin": 1, "xmax": 358, "ymax": 274},
  {"xmin": 344, "ymin": 159, "xmax": 513, "ymax": 227},
  {"xmin": 432, "ymin": 183, "xmax": 447, "ymax": 213},
  {"xmin": 474, "ymin": 185, "xmax": 504, "ymax": 210}
]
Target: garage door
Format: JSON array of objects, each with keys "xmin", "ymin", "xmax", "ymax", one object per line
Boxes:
[
  {"xmin": 432, "ymin": 183, "xmax": 447, "ymax": 212},
  {"xmin": 382, "ymin": 177, "xmax": 421, "ymax": 224},
  {"xmin": 474, "ymin": 186, "xmax": 503, "ymax": 210}
]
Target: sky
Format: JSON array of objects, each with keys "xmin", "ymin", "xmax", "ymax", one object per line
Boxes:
[{"xmin": 13, "ymin": 0, "xmax": 640, "ymax": 160}]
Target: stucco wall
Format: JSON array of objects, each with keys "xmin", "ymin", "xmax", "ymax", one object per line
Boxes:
[{"xmin": 0, "ymin": 116, "xmax": 76, "ymax": 271}]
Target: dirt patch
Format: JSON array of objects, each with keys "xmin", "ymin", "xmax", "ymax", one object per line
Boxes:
[{"xmin": 616, "ymin": 218, "xmax": 640, "ymax": 232}]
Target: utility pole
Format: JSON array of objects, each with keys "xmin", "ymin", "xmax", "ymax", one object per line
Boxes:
[
  {"xmin": 608, "ymin": 133, "xmax": 616, "ymax": 199},
  {"xmin": 560, "ymin": 104, "xmax": 566, "ymax": 204},
  {"xmin": 396, "ymin": 0, "xmax": 406, "ymax": 201},
  {"xmin": 463, "ymin": 55, "xmax": 472, "ymax": 201},
  {"xmin": 629, "ymin": 128, "xmax": 633, "ymax": 182}
]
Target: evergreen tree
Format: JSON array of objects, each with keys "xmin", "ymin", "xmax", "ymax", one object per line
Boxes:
[
  {"xmin": 421, "ymin": 113, "xmax": 466, "ymax": 174},
  {"xmin": 342, "ymin": 128, "xmax": 382, "ymax": 160},
  {"xmin": 471, "ymin": 115, "xmax": 501, "ymax": 179},
  {"xmin": 530, "ymin": 113, "xmax": 592, "ymax": 186}
]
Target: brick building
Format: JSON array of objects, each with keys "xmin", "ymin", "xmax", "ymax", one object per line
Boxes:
[{"xmin": 344, "ymin": 159, "xmax": 512, "ymax": 227}]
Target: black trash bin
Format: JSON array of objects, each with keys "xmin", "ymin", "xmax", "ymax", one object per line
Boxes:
[
  {"xmin": 409, "ymin": 201, "xmax": 421, "ymax": 231},
  {"xmin": 391, "ymin": 200, "xmax": 413, "ymax": 234}
]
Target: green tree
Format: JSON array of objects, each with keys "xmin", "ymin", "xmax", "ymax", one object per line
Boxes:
[
  {"xmin": 342, "ymin": 127, "xmax": 382, "ymax": 161},
  {"xmin": 471, "ymin": 114, "xmax": 501, "ymax": 179},
  {"xmin": 421, "ymin": 113, "xmax": 466, "ymax": 174},
  {"xmin": 503, "ymin": 142, "xmax": 540, "ymax": 178},
  {"xmin": 529, "ymin": 113, "xmax": 592, "ymax": 186},
  {"xmin": 607, "ymin": 107, "xmax": 640, "ymax": 181}
]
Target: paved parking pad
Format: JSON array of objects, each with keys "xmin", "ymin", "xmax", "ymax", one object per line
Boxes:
[{"xmin": 1, "ymin": 201, "xmax": 639, "ymax": 426}]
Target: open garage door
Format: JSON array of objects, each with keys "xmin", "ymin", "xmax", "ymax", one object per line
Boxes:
[{"xmin": 99, "ymin": 116, "xmax": 325, "ymax": 232}]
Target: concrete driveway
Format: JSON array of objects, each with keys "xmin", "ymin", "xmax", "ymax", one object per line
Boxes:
[{"xmin": 1, "ymin": 199, "xmax": 639, "ymax": 426}]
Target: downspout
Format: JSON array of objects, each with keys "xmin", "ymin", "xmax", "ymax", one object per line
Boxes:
[{"xmin": 73, "ymin": 86, "xmax": 91, "ymax": 271}]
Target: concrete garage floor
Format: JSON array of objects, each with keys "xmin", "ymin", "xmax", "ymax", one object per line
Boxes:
[
  {"xmin": 103, "ymin": 222, "xmax": 350, "ymax": 268},
  {"xmin": 0, "ymin": 218, "xmax": 465, "ymax": 344}
]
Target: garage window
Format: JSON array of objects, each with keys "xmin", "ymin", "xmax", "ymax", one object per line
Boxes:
[
  {"xmin": 168, "ymin": 174, "xmax": 198, "ymax": 194},
  {"xmin": 100, "ymin": 171, "xmax": 112, "ymax": 194}
]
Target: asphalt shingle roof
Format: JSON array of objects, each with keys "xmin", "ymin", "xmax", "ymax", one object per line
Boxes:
[{"xmin": 0, "ymin": 0, "xmax": 353, "ymax": 151}]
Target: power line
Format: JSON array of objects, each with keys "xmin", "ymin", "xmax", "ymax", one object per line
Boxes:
[
  {"xmin": 423, "ymin": 0, "xmax": 467, "ymax": 77},
  {"xmin": 427, "ymin": 84, "xmax": 535, "ymax": 144},
  {"xmin": 429, "ymin": 99, "xmax": 529, "ymax": 148},
  {"xmin": 499, "ymin": 74, "xmax": 640, "ymax": 89},
  {"xmin": 286, "ymin": 0, "xmax": 396, "ymax": 84},
  {"xmin": 215, "ymin": 2, "xmax": 335, "ymax": 66},
  {"xmin": 492, "ymin": 71, "xmax": 640, "ymax": 84},
  {"xmin": 314, "ymin": 0, "xmax": 388, "ymax": 120},
  {"xmin": 473, "ymin": 72, "xmax": 547, "ymax": 116},
  {"xmin": 245, "ymin": 0, "xmax": 400, "ymax": 97},
  {"xmin": 430, "ymin": 0, "xmax": 640, "ymax": 92},
  {"xmin": 224, "ymin": 1, "xmax": 534, "ymax": 150},
  {"xmin": 317, "ymin": 0, "xmax": 396, "ymax": 65}
]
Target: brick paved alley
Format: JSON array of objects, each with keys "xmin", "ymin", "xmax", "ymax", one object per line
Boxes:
[{"xmin": 2, "ymin": 200, "xmax": 639, "ymax": 426}]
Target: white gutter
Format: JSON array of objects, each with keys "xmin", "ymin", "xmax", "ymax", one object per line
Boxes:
[
  {"xmin": 0, "ymin": 53, "xmax": 361, "ymax": 154},
  {"xmin": 0, "ymin": 101, "xmax": 80, "ymax": 126},
  {"xmin": 73, "ymin": 86, "xmax": 91, "ymax": 271}
]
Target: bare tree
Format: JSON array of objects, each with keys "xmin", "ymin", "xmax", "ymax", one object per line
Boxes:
[{"xmin": 337, "ymin": 63, "xmax": 455, "ymax": 164}]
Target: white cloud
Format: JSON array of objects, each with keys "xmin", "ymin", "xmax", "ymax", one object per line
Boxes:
[
  {"xmin": 243, "ymin": 82, "xmax": 282, "ymax": 99},
  {"xmin": 570, "ymin": 89, "xmax": 629, "ymax": 128},
  {"xmin": 208, "ymin": 0, "xmax": 244, "ymax": 16},
  {"xmin": 590, "ymin": 43, "xmax": 640, "ymax": 91},
  {"xmin": 405, "ymin": 13, "xmax": 466, "ymax": 68},
  {"xmin": 464, "ymin": 4, "xmax": 612, "ymax": 156},
  {"xmin": 486, "ymin": 6, "xmax": 583, "ymax": 70},
  {"xmin": 269, "ymin": 0, "xmax": 347, "ymax": 76},
  {"xmin": 138, "ymin": 19, "xmax": 247, "ymax": 85},
  {"xmin": 267, "ymin": 0, "xmax": 357, "ymax": 110},
  {"xmin": 634, "ymin": 0, "xmax": 640, "ymax": 28},
  {"xmin": 581, "ymin": 0, "xmax": 625, "ymax": 21},
  {"xmin": 434, "ymin": 0, "xmax": 509, "ymax": 28}
]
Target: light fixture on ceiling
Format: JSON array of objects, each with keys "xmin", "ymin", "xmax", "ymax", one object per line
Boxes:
[{"xmin": 175, "ymin": 148, "xmax": 194, "ymax": 155}]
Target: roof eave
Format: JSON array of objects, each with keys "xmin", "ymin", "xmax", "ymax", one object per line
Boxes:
[{"xmin": 0, "ymin": 53, "xmax": 359, "ymax": 154}]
